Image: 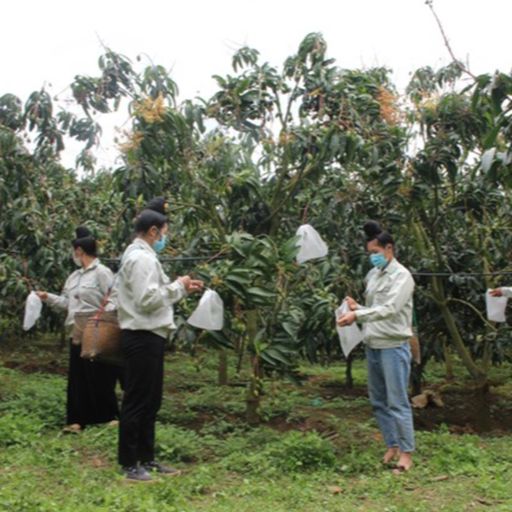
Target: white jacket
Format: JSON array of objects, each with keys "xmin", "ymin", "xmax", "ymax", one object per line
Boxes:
[
  {"xmin": 115, "ymin": 238, "xmax": 186, "ymax": 338},
  {"xmin": 356, "ymin": 258, "xmax": 415, "ymax": 349},
  {"xmin": 46, "ymin": 258, "xmax": 115, "ymax": 328}
]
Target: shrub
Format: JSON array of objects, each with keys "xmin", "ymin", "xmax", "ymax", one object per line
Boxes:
[
  {"xmin": 0, "ymin": 412, "xmax": 44, "ymax": 447},
  {"xmin": 269, "ymin": 431, "xmax": 337, "ymax": 472},
  {"xmin": 156, "ymin": 424, "xmax": 215, "ymax": 462},
  {"xmin": 0, "ymin": 373, "xmax": 66, "ymax": 428},
  {"xmin": 223, "ymin": 430, "xmax": 336, "ymax": 474}
]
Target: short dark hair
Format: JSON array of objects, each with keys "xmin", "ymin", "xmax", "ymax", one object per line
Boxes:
[
  {"xmin": 72, "ymin": 226, "xmax": 97, "ymax": 256},
  {"xmin": 134, "ymin": 209, "xmax": 168, "ymax": 234},
  {"xmin": 363, "ymin": 220, "xmax": 394, "ymax": 247}
]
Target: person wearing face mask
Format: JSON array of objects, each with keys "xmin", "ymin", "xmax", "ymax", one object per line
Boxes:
[
  {"xmin": 337, "ymin": 220, "xmax": 415, "ymax": 474},
  {"xmin": 115, "ymin": 209, "xmax": 204, "ymax": 482},
  {"xmin": 36, "ymin": 227, "xmax": 120, "ymax": 432}
]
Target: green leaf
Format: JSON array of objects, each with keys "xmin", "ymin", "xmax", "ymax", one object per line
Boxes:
[{"xmin": 246, "ymin": 287, "xmax": 275, "ymax": 298}]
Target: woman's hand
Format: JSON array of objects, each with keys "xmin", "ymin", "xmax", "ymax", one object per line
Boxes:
[
  {"xmin": 489, "ymin": 288, "xmax": 503, "ymax": 297},
  {"xmin": 35, "ymin": 291, "xmax": 48, "ymax": 301},
  {"xmin": 337, "ymin": 311, "xmax": 357, "ymax": 327},
  {"xmin": 179, "ymin": 276, "xmax": 204, "ymax": 294},
  {"xmin": 345, "ymin": 296, "xmax": 359, "ymax": 311}
]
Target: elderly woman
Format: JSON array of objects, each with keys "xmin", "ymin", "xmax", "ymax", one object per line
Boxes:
[
  {"xmin": 337, "ymin": 221, "xmax": 415, "ymax": 474},
  {"xmin": 37, "ymin": 227, "xmax": 119, "ymax": 432}
]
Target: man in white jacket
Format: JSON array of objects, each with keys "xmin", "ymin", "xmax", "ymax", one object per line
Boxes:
[{"xmin": 116, "ymin": 209, "xmax": 203, "ymax": 482}]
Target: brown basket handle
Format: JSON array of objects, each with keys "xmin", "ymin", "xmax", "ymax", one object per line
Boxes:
[
  {"xmin": 92, "ymin": 284, "xmax": 114, "ymax": 322},
  {"xmin": 93, "ymin": 247, "xmax": 142, "ymax": 322}
]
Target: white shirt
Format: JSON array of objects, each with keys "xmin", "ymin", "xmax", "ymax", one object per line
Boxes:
[
  {"xmin": 46, "ymin": 259, "xmax": 115, "ymax": 328},
  {"xmin": 115, "ymin": 238, "xmax": 186, "ymax": 338},
  {"xmin": 356, "ymin": 258, "xmax": 415, "ymax": 349},
  {"xmin": 501, "ymin": 287, "xmax": 512, "ymax": 298}
]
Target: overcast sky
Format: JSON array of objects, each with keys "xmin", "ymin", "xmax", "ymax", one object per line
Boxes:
[{"xmin": 2, "ymin": 0, "xmax": 511, "ymax": 169}]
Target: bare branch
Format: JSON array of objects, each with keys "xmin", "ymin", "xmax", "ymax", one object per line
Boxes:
[{"xmin": 425, "ymin": 0, "xmax": 477, "ymax": 79}]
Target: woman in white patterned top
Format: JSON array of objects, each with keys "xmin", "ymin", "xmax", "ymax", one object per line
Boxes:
[{"xmin": 37, "ymin": 227, "xmax": 120, "ymax": 432}]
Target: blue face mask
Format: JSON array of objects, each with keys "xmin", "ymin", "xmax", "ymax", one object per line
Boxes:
[
  {"xmin": 370, "ymin": 252, "xmax": 388, "ymax": 269},
  {"xmin": 153, "ymin": 234, "xmax": 167, "ymax": 253}
]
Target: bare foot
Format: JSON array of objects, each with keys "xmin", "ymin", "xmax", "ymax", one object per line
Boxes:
[
  {"xmin": 383, "ymin": 447, "xmax": 399, "ymax": 465},
  {"xmin": 62, "ymin": 423, "xmax": 82, "ymax": 434},
  {"xmin": 393, "ymin": 452, "xmax": 413, "ymax": 474}
]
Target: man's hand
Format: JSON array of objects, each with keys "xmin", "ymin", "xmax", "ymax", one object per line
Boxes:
[
  {"xmin": 179, "ymin": 276, "xmax": 204, "ymax": 294},
  {"xmin": 337, "ymin": 311, "xmax": 357, "ymax": 327},
  {"xmin": 345, "ymin": 296, "xmax": 359, "ymax": 311},
  {"xmin": 489, "ymin": 288, "xmax": 503, "ymax": 297},
  {"xmin": 35, "ymin": 291, "xmax": 48, "ymax": 301}
]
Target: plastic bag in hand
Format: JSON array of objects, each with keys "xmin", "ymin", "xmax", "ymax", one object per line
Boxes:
[
  {"xmin": 295, "ymin": 224, "xmax": 328, "ymax": 264},
  {"xmin": 485, "ymin": 290, "xmax": 508, "ymax": 323},
  {"xmin": 335, "ymin": 300, "xmax": 363, "ymax": 358},
  {"xmin": 23, "ymin": 291, "xmax": 43, "ymax": 331},
  {"xmin": 187, "ymin": 289, "xmax": 224, "ymax": 331}
]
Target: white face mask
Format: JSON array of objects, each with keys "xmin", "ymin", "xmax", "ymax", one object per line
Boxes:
[{"xmin": 72, "ymin": 252, "xmax": 82, "ymax": 267}]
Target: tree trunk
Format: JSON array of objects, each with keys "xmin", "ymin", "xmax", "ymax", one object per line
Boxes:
[
  {"xmin": 410, "ymin": 361, "xmax": 423, "ymax": 396},
  {"xmin": 482, "ymin": 340, "xmax": 492, "ymax": 372},
  {"xmin": 442, "ymin": 336, "xmax": 454, "ymax": 381},
  {"xmin": 245, "ymin": 310, "xmax": 261, "ymax": 425},
  {"xmin": 345, "ymin": 353, "xmax": 354, "ymax": 388},
  {"xmin": 438, "ymin": 302, "xmax": 485, "ymax": 381},
  {"xmin": 218, "ymin": 350, "xmax": 228, "ymax": 386},
  {"xmin": 246, "ymin": 371, "xmax": 261, "ymax": 426},
  {"xmin": 432, "ymin": 276, "xmax": 486, "ymax": 382},
  {"xmin": 236, "ymin": 334, "xmax": 246, "ymax": 376}
]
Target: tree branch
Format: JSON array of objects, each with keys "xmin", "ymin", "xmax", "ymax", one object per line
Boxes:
[{"xmin": 426, "ymin": 0, "xmax": 477, "ymax": 80}]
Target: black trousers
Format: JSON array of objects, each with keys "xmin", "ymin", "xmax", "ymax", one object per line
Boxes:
[
  {"xmin": 118, "ymin": 329, "xmax": 165, "ymax": 467},
  {"xmin": 67, "ymin": 342, "xmax": 120, "ymax": 426}
]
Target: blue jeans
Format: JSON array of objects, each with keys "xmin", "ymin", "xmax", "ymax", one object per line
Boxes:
[{"xmin": 366, "ymin": 343, "xmax": 415, "ymax": 452}]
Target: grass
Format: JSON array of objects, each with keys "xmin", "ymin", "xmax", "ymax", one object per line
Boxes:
[{"xmin": 1, "ymin": 338, "xmax": 512, "ymax": 511}]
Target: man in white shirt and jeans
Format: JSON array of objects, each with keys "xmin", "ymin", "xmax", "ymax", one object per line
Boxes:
[{"xmin": 337, "ymin": 221, "xmax": 415, "ymax": 473}]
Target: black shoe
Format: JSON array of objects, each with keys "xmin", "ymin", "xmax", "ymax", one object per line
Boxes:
[
  {"xmin": 141, "ymin": 461, "xmax": 181, "ymax": 475},
  {"xmin": 122, "ymin": 465, "xmax": 152, "ymax": 482}
]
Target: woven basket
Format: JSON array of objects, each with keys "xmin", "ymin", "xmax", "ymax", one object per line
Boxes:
[
  {"xmin": 72, "ymin": 313, "xmax": 90, "ymax": 345},
  {"xmin": 79, "ymin": 311, "xmax": 122, "ymax": 365}
]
